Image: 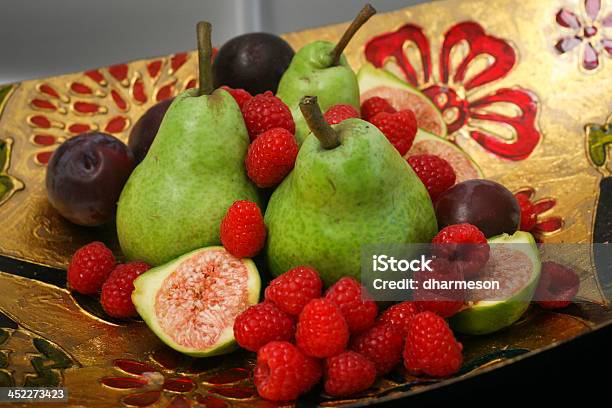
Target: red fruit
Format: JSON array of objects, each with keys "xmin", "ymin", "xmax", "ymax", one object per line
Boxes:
[
  {"xmin": 403, "ymin": 311, "xmax": 463, "ymax": 377},
  {"xmin": 241, "ymin": 91, "xmax": 295, "ymax": 141},
  {"xmin": 516, "ymin": 194, "xmax": 537, "ymax": 232},
  {"xmin": 245, "ymin": 128, "xmax": 298, "ymax": 188},
  {"xmin": 535, "ymin": 261, "xmax": 580, "ymax": 309},
  {"xmin": 67, "ymin": 241, "xmax": 116, "ymax": 294},
  {"xmin": 100, "ymin": 261, "xmax": 150, "ymax": 318},
  {"xmin": 378, "ymin": 302, "xmax": 420, "ymax": 337},
  {"xmin": 369, "ymin": 110, "xmax": 417, "ymax": 155},
  {"xmin": 296, "ymin": 299, "xmax": 349, "ymax": 358},
  {"xmin": 361, "ymin": 96, "xmax": 395, "ymax": 122},
  {"xmin": 220, "ymin": 200, "xmax": 266, "ymax": 258},
  {"xmin": 265, "ymin": 266, "xmax": 323, "ymax": 316},
  {"xmin": 221, "ymin": 86, "xmax": 253, "ymax": 109},
  {"xmin": 350, "ymin": 323, "xmax": 403, "ymax": 375},
  {"xmin": 414, "ymin": 258, "xmax": 465, "ymax": 318},
  {"xmin": 324, "ymin": 351, "xmax": 376, "ymax": 397},
  {"xmin": 325, "ymin": 277, "xmax": 378, "ymax": 334},
  {"xmin": 254, "ymin": 341, "xmax": 322, "ymax": 401},
  {"xmin": 407, "ymin": 154, "xmax": 456, "ymax": 201},
  {"xmin": 324, "ymin": 104, "xmax": 360, "ymax": 125},
  {"xmin": 432, "ymin": 223, "xmax": 490, "ymax": 279},
  {"xmin": 233, "ymin": 303, "xmax": 295, "ymax": 352}
]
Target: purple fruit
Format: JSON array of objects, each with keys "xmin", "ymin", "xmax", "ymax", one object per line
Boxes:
[
  {"xmin": 46, "ymin": 132, "xmax": 135, "ymax": 226},
  {"xmin": 128, "ymin": 98, "xmax": 173, "ymax": 164},
  {"xmin": 435, "ymin": 179, "xmax": 520, "ymax": 237}
]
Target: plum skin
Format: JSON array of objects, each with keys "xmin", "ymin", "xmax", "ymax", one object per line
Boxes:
[
  {"xmin": 128, "ymin": 98, "xmax": 173, "ymax": 164},
  {"xmin": 46, "ymin": 132, "xmax": 135, "ymax": 226}
]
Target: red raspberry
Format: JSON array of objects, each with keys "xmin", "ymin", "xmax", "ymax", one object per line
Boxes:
[
  {"xmin": 245, "ymin": 128, "xmax": 298, "ymax": 188},
  {"xmin": 233, "ymin": 303, "xmax": 295, "ymax": 352},
  {"xmin": 361, "ymin": 96, "xmax": 395, "ymax": 122},
  {"xmin": 265, "ymin": 266, "xmax": 323, "ymax": 316},
  {"xmin": 323, "ymin": 104, "xmax": 360, "ymax": 125},
  {"xmin": 101, "ymin": 261, "xmax": 150, "ymax": 318},
  {"xmin": 220, "ymin": 200, "xmax": 266, "ymax": 258},
  {"xmin": 369, "ymin": 110, "xmax": 417, "ymax": 155},
  {"xmin": 241, "ymin": 91, "xmax": 295, "ymax": 141},
  {"xmin": 407, "ymin": 154, "xmax": 456, "ymax": 201},
  {"xmin": 325, "ymin": 277, "xmax": 378, "ymax": 334},
  {"xmin": 67, "ymin": 241, "xmax": 116, "ymax": 294},
  {"xmin": 296, "ymin": 299, "xmax": 349, "ymax": 358},
  {"xmin": 254, "ymin": 341, "xmax": 322, "ymax": 401},
  {"xmin": 350, "ymin": 323, "xmax": 403, "ymax": 375},
  {"xmin": 414, "ymin": 258, "xmax": 465, "ymax": 318},
  {"xmin": 432, "ymin": 223, "xmax": 490, "ymax": 280},
  {"xmin": 378, "ymin": 302, "xmax": 420, "ymax": 337},
  {"xmin": 535, "ymin": 261, "xmax": 580, "ymax": 309},
  {"xmin": 221, "ymin": 86, "xmax": 252, "ymax": 109},
  {"xmin": 403, "ymin": 311, "xmax": 463, "ymax": 377},
  {"xmin": 516, "ymin": 194, "xmax": 537, "ymax": 232},
  {"xmin": 324, "ymin": 351, "xmax": 376, "ymax": 397}
]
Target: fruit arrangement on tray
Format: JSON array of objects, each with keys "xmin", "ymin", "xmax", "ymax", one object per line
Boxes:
[{"xmin": 1, "ymin": 0, "xmax": 610, "ymax": 406}]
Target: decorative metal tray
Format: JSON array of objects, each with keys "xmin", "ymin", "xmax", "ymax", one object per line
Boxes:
[{"xmin": 0, "ymin": 0, "xmax": 610, "ymax": 406}]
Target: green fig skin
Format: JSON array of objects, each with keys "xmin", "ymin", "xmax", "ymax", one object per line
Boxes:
[
  {"xmin": 117, "ymin": 88, "xmax": 260, "ymax": 265},
  {"xmin": 276, "ymin": 41, "xmax": 360, "ymax": 145},
  {"xmin": 264, "ymin": 118, "xmax": 437, "ymax": 286}
]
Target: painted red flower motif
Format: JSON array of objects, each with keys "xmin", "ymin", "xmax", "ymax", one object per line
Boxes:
[
  {"xmin": 365, "ymin": 21, "xmax": 541, "ymax": 161},
  {"xmin": 555, "ymin": 0, "xmax": 612, "ymax": 71},
  {"xmin": 514, "ymin": 187, "xmax": 564, "ymax": 240}
]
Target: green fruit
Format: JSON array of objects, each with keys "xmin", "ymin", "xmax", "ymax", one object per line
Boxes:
[
  {"xmin": 116, "ymin": 22, "xmax": 260, "ymax": 265},
  {"xmin": 358, "ymin": 62, "xmax": 446, "ymax": 137},
  {"xmin": 265, "ymin": 96, "xmax": 437, "ymax": 286},
  {"xmin": 132, "ymin": 246, "xmax": 261, "ymax": 357},
  {"xmin": 277, "ymin": 5, "xmax": 376, "ymax": 145},
  {"xmin": 450, "ymin": 231, "xmax": 541, "ymax": 335}
]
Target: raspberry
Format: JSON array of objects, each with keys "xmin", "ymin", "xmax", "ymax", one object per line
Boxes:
[
  {"xmin": 221, "ymin": 86, "xmax": 252, "ymax": 109},
  {"xmin": 432, "ymin": 223, "xmax": 490, "ymax": 280},
  {"xmin": 407, "ymin": 154, "xmax": 456, "ymax": 201},
  {"xmin": 516, "ymin": 194, "xmax": 537, "ymax": 232},
  {"xmin": 100, "ymin": 261, "xmax": 150, "ymax": 318},
  {"xmin": 220, "ymin": 200, "xmax": 266, "ymax": 258},
  {"xmin": 67, "ymin": 241, "xmax": 116, "ymax": 294},
  {"xmin": 233, "ymin": 303, "xmax": 295, "ymax": 352},
  {"xmin": 325, "ymin": 277, "xmax": 378, "ymax": 334},
  {"xmin": 535, "ymin": 261, "xmax": 580, "ymax": 309},
  {"xmin": 414, "ymin": 258, "xmax": 465, "ymax": 318},
  {"xmin": 361, "ymin": 96, "xmax": 395, "ymax": 122},
  {"xmin": 378, "ymin": 302, "xmax": 419, "ymax": 337},
  {"xmin": 245, "ymin": 128, "xmax": 298, "ymax": 188},
  {"xmin": 265, "ymin": 266, "xmax": 323, "ymax": 316},
  {"xmin": 369, "ymin": 110, "xmax": 417, "ymax": 155},
  {"xmin": 403, "ymin": 311, "xmax": 463, "ymax": 377},
  {"xmin": 241, "ymin": 91, "xmax": 295, "ymax": 141},
  {"xmin": 296, "ymin": 299, "xmax": 349, "ymax": 358},
  {"xmin": 324, "ymin": 104, "xmax": 360, "ymax": 125},
  {"xmin": 254, "ymin": 341, "xmax": 322, "ymax": 401},
  {"xmin": 350, "ymin": 323, "xmax": 403, "ymax": 375},
  {"xmin": 324, "ymin": 351, "xmax": 376, "ymax": 397}
]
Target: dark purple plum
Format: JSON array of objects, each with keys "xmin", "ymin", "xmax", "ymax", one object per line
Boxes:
[
  {"xmin": 435, "ymin": 179, "xmax": 520, "ymax": 238},
  {"xmin": 128, "ymin": 97, "xmax": 173, "ymax": 164},
  {"xmin": 46, "ymin": 132, "xmax": 135, "ymax": 226},
  {"xmin": 212, "ymin": 32, "xmax": 294, "ymax": 95}
]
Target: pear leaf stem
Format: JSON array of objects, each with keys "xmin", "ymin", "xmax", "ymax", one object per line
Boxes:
[
  {"xmin": 330, "ymin": 4, "xmax": 376, "ymax": 66},
  {"xmin": 196, "ymin": 21, "xmax": 213, "ymax": 96},
  {"xmin": 300, "ymin": 96, "xmax": 340, "ymax": 149}
]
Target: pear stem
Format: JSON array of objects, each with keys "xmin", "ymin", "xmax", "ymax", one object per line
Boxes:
[
  {"xmin": 300, "ymin": 96, "xmax": 340, "ymax": 149},
  {"xmin": 330, "ymin": 4, "xmax": 376, "ymax": 66},
  {"xmin": 196, "ymin": 21, "xmax": 213, "ymax": 96}
]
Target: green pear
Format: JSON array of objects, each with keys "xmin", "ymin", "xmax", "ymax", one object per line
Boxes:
[
  {"xmin": 117, "ymin": 22, "xmax": 260, "ymax": 265},
  {"xmin": 264, "ymin": 97, "xmax": 437, "ymax": 285},
  {"xmin": 277, "ymin": 4, "xmax": 376, "ymax": 145}
]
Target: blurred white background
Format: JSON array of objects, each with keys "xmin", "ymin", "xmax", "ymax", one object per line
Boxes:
[{"xmin": 0, "ymin": 0, "xmax": 429, "ymax": 84}]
